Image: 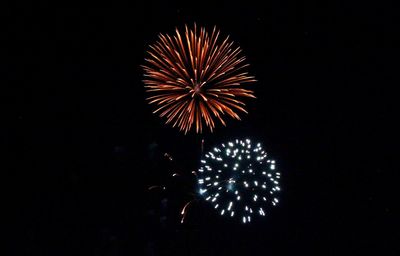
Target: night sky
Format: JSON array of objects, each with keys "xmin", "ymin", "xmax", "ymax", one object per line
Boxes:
[{"xmin": 6, "ymin": 1, "xmax": 397, "ymax": 255}]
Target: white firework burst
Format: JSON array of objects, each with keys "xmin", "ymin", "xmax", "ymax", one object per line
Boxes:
[{"xmin": 197, "ymin": 138, "xmax": 280, "ymax": 223}]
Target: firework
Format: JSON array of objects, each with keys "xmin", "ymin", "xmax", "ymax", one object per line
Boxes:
[
  {"xmin": 197, "ymin": 139, "xmax": 280, "ymax": 223},
  {"xmin": 142, "ymin": 24, "xmax": 256, "ymax": 134}
]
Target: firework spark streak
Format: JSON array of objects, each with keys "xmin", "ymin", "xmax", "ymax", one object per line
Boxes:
[
  {"xmin": 180, "ymin": 200, "xmax": 195, "ymax": 223},
  {"xmin": 197, "ymin": 139, "xmax": 280, "ymax": 223},
  {"xmin": 142, "ymin": 24, "xmax": 256, "ymax": 134}
]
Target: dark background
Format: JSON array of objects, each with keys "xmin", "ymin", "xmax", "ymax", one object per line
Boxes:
[{"xmin": 6, "ymin": 1, "xmax": 397, "ymax": 255}]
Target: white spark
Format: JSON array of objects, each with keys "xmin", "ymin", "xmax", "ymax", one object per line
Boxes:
[{"xmin": 198, "ymin": 139, "xmax": 281, "ymax": 223}]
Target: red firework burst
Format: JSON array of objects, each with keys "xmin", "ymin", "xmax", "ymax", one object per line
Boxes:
[{"xmin": 142, "ymin": 24, "xmax": 256, "ymax": 134}]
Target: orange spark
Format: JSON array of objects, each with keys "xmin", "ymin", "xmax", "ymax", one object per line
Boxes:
[{"xmin": 142, "ymin": 24, "xmax": 256, "ymax": 134}]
